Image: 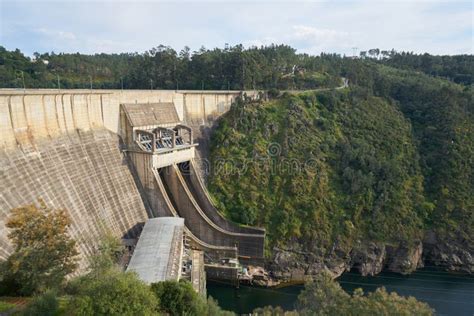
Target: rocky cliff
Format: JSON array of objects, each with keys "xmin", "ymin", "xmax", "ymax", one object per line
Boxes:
[{"xmin": 268, "ymin": 239, "xmax": 427, "ymax": 280}]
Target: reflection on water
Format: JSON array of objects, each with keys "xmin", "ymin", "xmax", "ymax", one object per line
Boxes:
[{"xmin": 207, "ymin": 267, "xmax": 474, "ymax": 315}]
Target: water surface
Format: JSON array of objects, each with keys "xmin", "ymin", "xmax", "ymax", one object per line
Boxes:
[{"xmin": 207, "ymin": 267, "xmax": 474, "ymax": 315}]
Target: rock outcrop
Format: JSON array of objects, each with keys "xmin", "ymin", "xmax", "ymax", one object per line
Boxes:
[
  {"xmin": 350, "ymin": 242, "xmax": 386, "ymax": 276},
  {"xmin": 269, "ymin": 241, "xmax": 352, "ymax": 281},
  {"xmin": 423, "ymin": 230, "xmax": 474, "ymax": 274},
  {"xmin": 385, "ymin": 241, "xmax": 423, "ymax": 275},
  {"xmin": 267, "ymin": 238, "xmax": 464, "ymax": 281}
]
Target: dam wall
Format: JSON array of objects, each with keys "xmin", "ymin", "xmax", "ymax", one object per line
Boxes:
[
  {"xmin": 0, "ymin": 89, "xmax": 250, "ymax": 267},
  {"xmin": 0, "ymin": 89, "xmax": 252, "ymax": 150},
  {"xmin": 0, "ymin": 129, "xmax": 149, "ymax": 270}
]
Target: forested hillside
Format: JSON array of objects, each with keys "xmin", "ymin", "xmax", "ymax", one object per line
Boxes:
[
  {"xmin": 0, "ymin": 45, "xmax": 341, "ymax": 90},
  {"xmin": 2, "ymin": 45, "xmax": 471, "ymax": 89},
  {"xmin": 378, "ymin": 53, "xmax": 473, "ymax": 85},
  {"xmin": 208, "ymin": 57, "xmax": 473, "ymax": 275},
  {"xmin": 209, "ymin": 89, "xmax": 427, "ymax": 266}
]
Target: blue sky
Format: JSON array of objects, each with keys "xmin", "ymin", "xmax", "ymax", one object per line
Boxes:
[{"xmin": 1, "ymin": 0, "xmax": 472, "ymax": 56}]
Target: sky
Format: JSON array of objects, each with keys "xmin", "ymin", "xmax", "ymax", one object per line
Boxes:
[{"xmin": 0, "ymin": 0, "xmax": 472, "ymax": 56}]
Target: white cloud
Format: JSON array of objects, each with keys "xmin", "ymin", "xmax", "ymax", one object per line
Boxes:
[
  {"xmin": 87, "ymin": 38, "xmax": 133, "ymax": 54},
  {"xmin": 243, "ymin": 37, "xmax": 278, "ymax": 48},
  {"xmin": 292, "ymin": 25, "xmax": 349, "ymax": 42},
  {"xmin": 290, "ymin": 25, "xmax": 353, "ymax": 54},
  {"xmin": 36, "ymin": 28, "xmax": 76, "ymax": 41}
]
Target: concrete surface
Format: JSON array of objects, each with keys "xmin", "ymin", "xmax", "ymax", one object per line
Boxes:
[{"xmin": 127, "ymin": 217, "xmax": 184, "ymax": 283}]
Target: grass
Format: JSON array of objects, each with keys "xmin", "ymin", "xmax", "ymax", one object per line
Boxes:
[
  {"xmin": 0, "ymin": 300, "xmax": 16, "ymax": 312},
  {"xmin": 0, "ymin": 296, "xmax": 70, "ymax": 315},
  {"xmin": 57, "ymin": 297, "xmax": 70, "ymax": 315}
]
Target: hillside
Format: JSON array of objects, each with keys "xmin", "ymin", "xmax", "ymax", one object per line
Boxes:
[{"xmin": 208, "ymin": 61, "xmax": 473, "ymax": 275}]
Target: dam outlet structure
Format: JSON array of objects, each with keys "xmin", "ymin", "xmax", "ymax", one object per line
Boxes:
[
  {"xmin": 122, "ymin": 102, "xmax": 265, "ymax": 264},
  {"xmin": 0, "ymin": 89, "xmax": 264, "ymax": 280}
]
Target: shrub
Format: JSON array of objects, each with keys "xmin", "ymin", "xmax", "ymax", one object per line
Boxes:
[
  {"xmin": 67, "ymin": 270, "xmax": 158, "ymax": 316},
  {"xmin": 151, "ymin": 280, "xmax": 206, "ymax": 315},
  {"xmin": 22, "ymin": 290, "xmax": 59, "ymax": 316}
]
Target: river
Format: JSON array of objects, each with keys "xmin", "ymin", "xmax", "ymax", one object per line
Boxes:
[{"xmin": 207, "ymin": 267, "xmax": 474, "ymax": 315}]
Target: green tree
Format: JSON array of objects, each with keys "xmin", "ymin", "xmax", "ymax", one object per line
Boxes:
[
  {"xmin": 149, "ymin": 279, "xmax": 234, "ymax": 315},
  {"xmin": 86, "ymin": 231, "xmax": 125, "ymax": 278},
  {"xmin": 205, "ymin": 297, "xmax": 235, "ymax": 316},
  {"xmin": 2, "ymin": 199, "xmax": 78, "ymax": 295},
  {"xmin": 252, "ymin": 306, "xmax": 299, "ymax": 315},
  {"xmin": 297, "ymin": 272, "xmax": 433, "ymax": 316},
  {"xmin": 297, "ymin": 273, "xmax": 351, "ymax": 315},
  {"xmin": 67, "ymin": 269, "xmax": 158, "ymax": 316},
  {"xmin": 151, "ymin": 280, "xmax": 206, "ymax": 315}
]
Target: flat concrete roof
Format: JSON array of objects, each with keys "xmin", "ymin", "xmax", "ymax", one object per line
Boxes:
[
  {"xmin": 127, "ymin": 217, "xmax": 184, "ymax": 284},
  {"xmin": 122, "ymin": 102, "xmax": 180, "ymax": 127}
]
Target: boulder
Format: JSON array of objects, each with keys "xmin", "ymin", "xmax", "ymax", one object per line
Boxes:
[
  {"xmin": 350, "ymin": 242, "xmax": 386, "ymax": 276},
  {"xmin": 385, "ymin": 241, "xmax": 423, "ymax": 274}
]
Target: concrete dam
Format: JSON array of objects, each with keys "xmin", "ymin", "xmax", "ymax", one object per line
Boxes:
[{"xmin": 0, "ymin": 89, "xmax": 265, "ymax": 273}]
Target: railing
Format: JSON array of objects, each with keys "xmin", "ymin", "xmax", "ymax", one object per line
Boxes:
[{"xmin": 135, "ymin": 124, "xmax": 194, "ymax": 154}]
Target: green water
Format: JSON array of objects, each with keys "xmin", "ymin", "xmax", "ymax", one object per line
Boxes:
[{"xmin": 207, "ymin": 267, "xmax": 474, "ymax": 315}]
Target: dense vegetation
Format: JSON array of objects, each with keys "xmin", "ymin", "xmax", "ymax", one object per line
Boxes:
[
  {"xmin": 377, "ymin": 53, "xmax": 473, "ymax": 85},
  {"xmin": 208, "ymin": 52, "xmax": 473, "ymax": 265},
  {"xmin": 0, "ymin": 45, "xmax": 342, "ymax": 90},
  {"xmin": 209, "ymin": 89, "xmax": 427, "ymax": 253}
]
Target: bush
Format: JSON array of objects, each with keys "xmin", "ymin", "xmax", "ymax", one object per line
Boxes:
[
  {"xmin": 67, "ymin": 270, "xmax": 158, "ymax": 316},
  {"xmin": 205, "ymin": 296, "xmax": 235, "ymax": 316},
  {"xmin": 267, "ymin": 88, "xmax": 280, "ymax": 99},
  {"xmin": 0, "ymin": 260, "xmax": 20, "ymax": 295},
  {"xmin": 297, "ymin": 272, "xmax": 433, "ymax": 316},
  {"xmin": 151, "ymin": 280, "xmax": 206, "ymax": 315},
  {"xmin": 253, "ymin": 306, "xmax": 299, "ymax": 315},
  {"xmin": 22, "ymin": 290, "xmax": 59, "ymax": 316}
]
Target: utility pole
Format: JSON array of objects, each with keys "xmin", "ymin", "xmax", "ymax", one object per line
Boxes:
[
  {"xmin": 272, "ymin": 58, "xmax": 277, "ymax": 89},
  {"xmin": 352, "ymin": 47, "xmax": 358, "ymax": 58},
  {"xmin": 242, "ymin": 58, "xmax": 245, "ymax": 91},
  {"xmin": 174, "ymin": 63, "xmax": 178, "ymax": 91},
  {"xmin": 20, "ymin": 71, "xmax": 25, "ymax": 91},
  {"xmin": 57, "ymin": 74, "xmax": 61, "ymax": 91}
]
